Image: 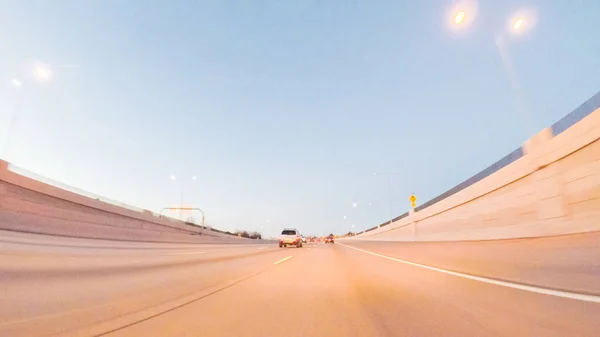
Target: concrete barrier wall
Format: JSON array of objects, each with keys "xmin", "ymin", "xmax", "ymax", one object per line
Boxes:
[
  {"xmin": 0, "ymin": 161, "xmax": 251, "ymax": 243},
  {"xmin": 356, "ymin": 107, "xmax": 600, "ymax": 241}
]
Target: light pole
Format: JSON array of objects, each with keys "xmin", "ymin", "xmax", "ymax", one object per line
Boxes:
[
  {"xmin": 261, "ymin": 219, "xmax": 270, "ymax": 233},
  {"xmin": 349, "ymin": 202, "xmax": 365, "ymax": 232},
  {"xmin": 374, "ymin": 172, "xmax": 398, "ymax": 228},
  {"xmin": 170, "ymin": 174, "xmax": 197, "ymax": 218},
  {"xmin": 494, "ymin": 15, "xmax": 536, "ymax": 136},
  {"xmin": 2, "ymin": 80, "xmax": 24, "ymax": 159}
]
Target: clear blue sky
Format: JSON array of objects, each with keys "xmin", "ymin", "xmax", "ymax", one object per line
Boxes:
[{"xmin": 1, "ymin": 1, "xmax": 599, "ymax": 237}]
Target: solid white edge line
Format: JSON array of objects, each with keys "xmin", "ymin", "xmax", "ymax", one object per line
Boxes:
[
  {"xmin": 339, "ymin": 243, "xmax": 600, "ymax": 304},
  {"xmin": 273, "ymin": 256, "xmax": 293, "ymax": 265}
]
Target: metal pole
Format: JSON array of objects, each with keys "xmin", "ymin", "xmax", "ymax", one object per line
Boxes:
[
  {"xmin": 179, "ymin": 183, "xmax": 184, "ymax": 218},
  {"xmin": 159, "ymin": 208, "xmax": 168, "ymax": 218},
  {"xmin": 495, "ymin": 34, "xmax": 534, "ymax": 137},
  {"xmin": 2, "ymin": 86, "xmax": 24, "ymax": 159},
  {"xmin": 387, "ymin": 173, "xmax": 393, "ymax": 227}
]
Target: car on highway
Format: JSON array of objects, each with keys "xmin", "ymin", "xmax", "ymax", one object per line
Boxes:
[
  {"xmin": 324, "ymin": 234, "xmax": 334, "ymax": 244},
  {"xmin": 279, "ymin": 228, "xmax": 303, "ymax": 248}
]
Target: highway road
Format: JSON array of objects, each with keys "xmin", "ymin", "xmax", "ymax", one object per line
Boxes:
[{"xmin": 1, "ymin": 230, "xmax": 600, "ymax": 336}]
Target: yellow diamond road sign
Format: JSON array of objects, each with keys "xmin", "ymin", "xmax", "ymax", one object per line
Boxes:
[{"xmin": 410, "ymin": 194, "xmax": 417, "ymax": 208}]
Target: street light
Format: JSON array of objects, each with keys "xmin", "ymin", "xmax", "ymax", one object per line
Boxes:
[
  {"xmin": 447, "ymin": 0, "xmax": 477, "ymax": 31},
  {"xmin": 454, "ymin": 11, "xmax": 465, "ymax": 24},
  {"xmin": 506, "ymin": 7, "xmax": 537, "ymax": 35},
  {"xmin": 513, "ymin": 19, "xmax": 524, "ymax": 30},
  {"xmin": 33, "ymin": 64, "xmax": 53, "ymax": 82}
]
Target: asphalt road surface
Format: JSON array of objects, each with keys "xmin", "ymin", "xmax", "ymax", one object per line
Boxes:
[{"xmin": 1, "ymin": 230, "xmax": 599, "ymax": 337}]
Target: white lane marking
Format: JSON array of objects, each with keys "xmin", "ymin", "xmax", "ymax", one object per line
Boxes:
[
  {"xmin": 257, "ymin": 247, "xmax": 267, "ymax": 250},
  {"xmin": 273, "ymin": 256, "xmax": 293, "ymax": 265},
  {"xmin": 166, "ymin": 251, "xmax": 207, "ymax": 255},
  {"xmin": 339, "ymin": 243, "xmax": 600, "ymax": 304}
]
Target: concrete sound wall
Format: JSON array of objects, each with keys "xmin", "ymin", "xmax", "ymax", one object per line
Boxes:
[
  {"xmin": 356, "ymin": 107, "xmax": 600, "ymax": 241},
  {"xmin": 0, "ymin": 161, "xmax": 248, "ymax": 243}
]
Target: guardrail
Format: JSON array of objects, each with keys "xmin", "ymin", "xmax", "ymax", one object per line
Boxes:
[
  {"xmin": 414, "ymin": 147, "xmax": 524, "ymax": 212},
  {"xmin": 376, "ymin": 211, "xmax": 410, "ymax": 228},
  {"xmin": 360, "ymin": 90, "xmax": 600, "ymax": 235},
  {"xmin": 1, "ymin": 161, "xmax": 240, "ymax": 240},
  {"xmin": 8, "ymin": 164, "xmax": 146, "ymax": 214},
  {"xmin": 551, "ymin": 91, "xmax": 600, "ymax": 136}
]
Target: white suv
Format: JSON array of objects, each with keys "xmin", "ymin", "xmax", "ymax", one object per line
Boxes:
[{"xmin": 279, "ymin": 228, "xmax": 303, "ymax": 248}]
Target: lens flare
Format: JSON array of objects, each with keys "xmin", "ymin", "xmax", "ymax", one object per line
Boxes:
[{"xmin": 455, "ymin": 11, "xmax": 465, "ymax": 24}]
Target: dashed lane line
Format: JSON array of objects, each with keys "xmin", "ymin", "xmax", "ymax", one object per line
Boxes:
[{"xmin": 273, "ymin": 256, "xmax": 293, "ymax": 265}]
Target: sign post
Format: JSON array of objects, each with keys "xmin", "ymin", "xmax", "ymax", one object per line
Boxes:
[{"xmin": 159, "ymin": 207, "xmax": 206, "ymax": 229}]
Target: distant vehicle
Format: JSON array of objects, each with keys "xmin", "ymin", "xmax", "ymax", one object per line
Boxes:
[
  {"xmin": 301, "ymin": 236, "xmax": 307, "ymax": 243},
  {"xmin": 279, "ymin": 228, "xmax": 303, "ymax": 248},
  {"xmin": 324, "ymin": 234, "xmax": 334, "ymax": 244}
]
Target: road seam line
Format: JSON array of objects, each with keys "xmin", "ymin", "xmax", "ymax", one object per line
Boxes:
[
  {"xmin": 273, "ymin": 256, "xmax": 293, "ymax": 265},
  {"xmin": 339, "ymin": 243, "xmax": 600, "ymax": 304},
  {"xmin": 166, "ymin": 252, "xmax": 207, "ymax": 255},
  {"xmin": 91, "ymin": 269, "xmax": 268, "ymax": 336}
]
